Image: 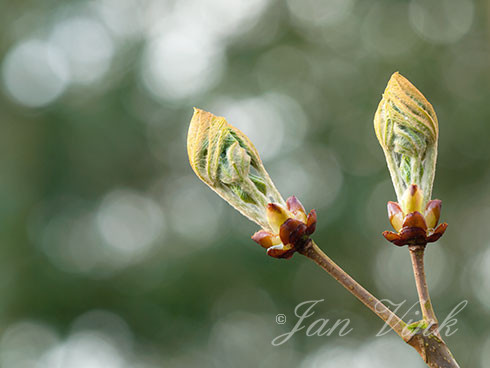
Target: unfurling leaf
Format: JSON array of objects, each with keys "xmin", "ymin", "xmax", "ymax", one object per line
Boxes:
[
  {"xmin": 374, "ymin": 72, "xmax": 438, "ymax": 206},
  {"xmin": 187, "ymin": 108, "xmax": 284, "ymax": 231},
  {"xmin": 375, "ymin": 74, "xmax": 448, "ymax": 247},
  {"xmin": 188, "ymin": 108, "xmax": 317, "ymax": 258}
]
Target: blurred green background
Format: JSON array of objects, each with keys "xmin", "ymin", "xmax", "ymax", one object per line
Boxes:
[{"xmin": 0, "ymin": 0, "xmax": 489, "ymax": 367}]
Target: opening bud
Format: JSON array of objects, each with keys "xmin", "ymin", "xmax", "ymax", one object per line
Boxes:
[
  {"xmin": 188, "ymin": 109, "xmax": 319, "ymax": 259},
  {"xmin": 374, "ymin": 72, "xmax": 438, "ymax": 207},
  {"xmin": 187, "ymin": 108, "xmax": 285, "ymax": 231}
]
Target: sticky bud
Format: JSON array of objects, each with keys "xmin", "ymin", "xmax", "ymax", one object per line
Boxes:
[
  {"xmin": 188, "ymin": 109, "xmax": 319, "ymax": 259},
  {"xmin": 374, "ymin": 72, "xmax": 439, "ymax": 207},
  {"xmin": 187, "ymin": 108, "xmax": 285, "ymax": 232}
]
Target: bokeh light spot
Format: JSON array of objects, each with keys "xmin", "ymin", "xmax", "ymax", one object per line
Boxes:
[
  {"xmin": 96, "ymin": 189, "xmax": 165, "ymax": 256},
  {"xmin": 287, "ymin": 0, "xmax": 354, "ymax": 28},
  {"xmin": 71, "ymin": 310, "xmax": 134, "ymax": 353},
  {"xmin": 166, "ymin": 177, "xmax": 223, "ymax": 246},
  {"xmin": 470, "ymin": 247, "xmax": 490, "ymax": 308},
  {"xmin": 361, "ymin": 3, "xmax": 418, "ymax": 57},
  {"xmin": 32, "ymin": 191, "xmax": 165, "ymax": 278},
  {"xmin": 142, "ymin": 28, "xmax": 225, "ymax": 101},
  {"xmin": 39, "ymin": 331, "xmax": 126, "ymax": 368},
  {"xmin": 50, "ymin": 17, "xmax": 114, "ymax": 84},
  {"xmin": 211, "ymin": 93, "xmax": 308, "ymax": 161},
  {"xmin": 175, "ymin": 0, "xmax": 270, "ymax": 40},
  {"xmin": 2, "ymin": 39, "xmax": 69, "ymax": 107},
  {"xmin": 409, "ymin": 0, "xmax": 474, "ymax": 44},
  {"xmin": 0, "ymin": 321, "xmax": 59, "ymax": 368},
  {"xmin": 301, "ymin": 336, "xmax": 422, "ymax": 368}
]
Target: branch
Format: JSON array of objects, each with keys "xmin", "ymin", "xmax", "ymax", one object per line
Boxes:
[
  {"xmin": 298, "ymin": 240, "xmax": 408, "ymax": 340},
  {"xmin": 406, "ymin": 245, "xmax": 460, "ymax": 367},
  {"xmin": 299, "ymin": 240, "xmax": 460, "ymax": 368},
  {"xmin": 406, "ymin": 331, "xmax": 460, "ymax": 368},
  {"xmin": 409, "ymin": 245, "xmax": 437, "ymax": 325}
]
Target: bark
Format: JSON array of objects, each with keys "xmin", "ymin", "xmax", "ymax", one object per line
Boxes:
[
  {"xmin": 407, "ymin": 330, "xmax": 460, "ymax": 368},
  {"xmin": 298, "ymin": 240, "xmax": 460, "ymax": 368},
  {"xmin": 298, "ymin": 240, "xmax": 407, "ymax": 339},
  {"xmin": 407, "ymin": 245, "xmax": 460, "ymax": 367}
]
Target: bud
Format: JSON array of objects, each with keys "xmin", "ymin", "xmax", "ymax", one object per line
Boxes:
[
  {"xmin": 424, "ymin": 199, "xmax": 442, "ymax": 230},
  {"xmin": 251, "ymin": 230, "xmax": 281, "ymax": 248},
  {"xmin": 187, "ymin": 108, "xmax": 285, "ymax": 231},
  {"xmin": 279, "ymin": 218, "xmax": 308, "ymax": 248},
  {"xmin": 374, "ymin": 72, "xmax": 438, "ymax": 206},
  {"xmin": 400, "ymin": 184, "xmax": 423, "ymax": 214},
  {"xmin": 375, "ymin": 74, "xmax": 448, "ymax": 247},
  {"xmin": 374, "ymin": 72, "xmax": 447, "ymax": 246},
  {"xmin": 382, "ymin": 191, "xmax": 447, "ymax": 247},
  {"xmin": 387, "ymin": 201, "xmax": 404, "ymax": 232},
  {"xmin": 187, "ymin": 108, "xmax": 318, "ymax": 259},
  {"xmin": 286, "ymin": 196, "xmax": 307, "ymax": 223},
  {"xmin": 267, "ymin": 203, "xmax": 291, "ymax": 233}
]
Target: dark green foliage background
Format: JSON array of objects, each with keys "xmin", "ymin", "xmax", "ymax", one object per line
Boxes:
[{"xmin": 0, "ymin": 0, "xmax": 489, "ymax": 367}]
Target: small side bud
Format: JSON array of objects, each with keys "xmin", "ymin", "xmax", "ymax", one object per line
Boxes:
[
  {"xmin": 251, "ymin": 230, "xmax": 281, "ymax": 248},
  {"xmin": 306, "ymin": 210, "xmax": 317, "ymax": 235},
  {"xmin": 424, "ymin": 199, "xmax": 442, "ymax": 229},
  {"xmin": 387, "ymin": 201, "xmax": 404, "ymax": 232},
  {"xmin": 286, "ymin": 196, "xmax": 307, "ymax": 222}
]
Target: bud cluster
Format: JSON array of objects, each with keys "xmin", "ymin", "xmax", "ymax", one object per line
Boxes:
[
  {"xmin": 382, "ymin": 185, "xmax": 447, "ymax": 247},
  {"xmin": 188, "ymin": 108, "xmax": 317, "ymax": 258},
  {"xmin": 187, "ymin": 72, "xmax": 448, "ymax": 259},
  {"xmin": 252, "ymin": 196, "xmax": 317, "ymax": 259},
  {"xmin": 187, "ymin": 108, "xmax": 285, "ymax": 231}
]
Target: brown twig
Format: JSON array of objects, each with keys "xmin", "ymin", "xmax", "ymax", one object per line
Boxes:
[
  {"xmin": 299, "ymin": 240, "xmax": 460, "ymax": 368},
  {"xmin": 409, "ymin": 245, "xmax": 438, "ymax": 325},
  {"xmin": 405, "ymin": 245, "xmax": 460, "ymax": 367},
  {"xmin": 298, "ymin": 240, "xmax": 408, "ymax": 340}
]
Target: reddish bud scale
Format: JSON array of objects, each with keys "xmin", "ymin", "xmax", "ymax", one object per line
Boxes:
[
  {"xmin": 286, "ymin": 196, "xmax": 306, "ymax": 214},
  {"xmin": 251, "ymin": 196, "xmax": 318, "ymax": 259},
  {"xmin": 425, "ymin": 199, "xmax": 442, "ymax": 229},
  {"xmin": 387, "ymin": 201, "xmax": 404, "ymax": 232},
  {"xmin": 251, "ymin": 230, "xmax": 277, "ymax": 248},
  {"xmin": 306, "ymin": 210, "xmax": 317, "ymax": 235},
  {"xmin": 382, "ymin": 207, "xmax": 447, "ymax": 247}
]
